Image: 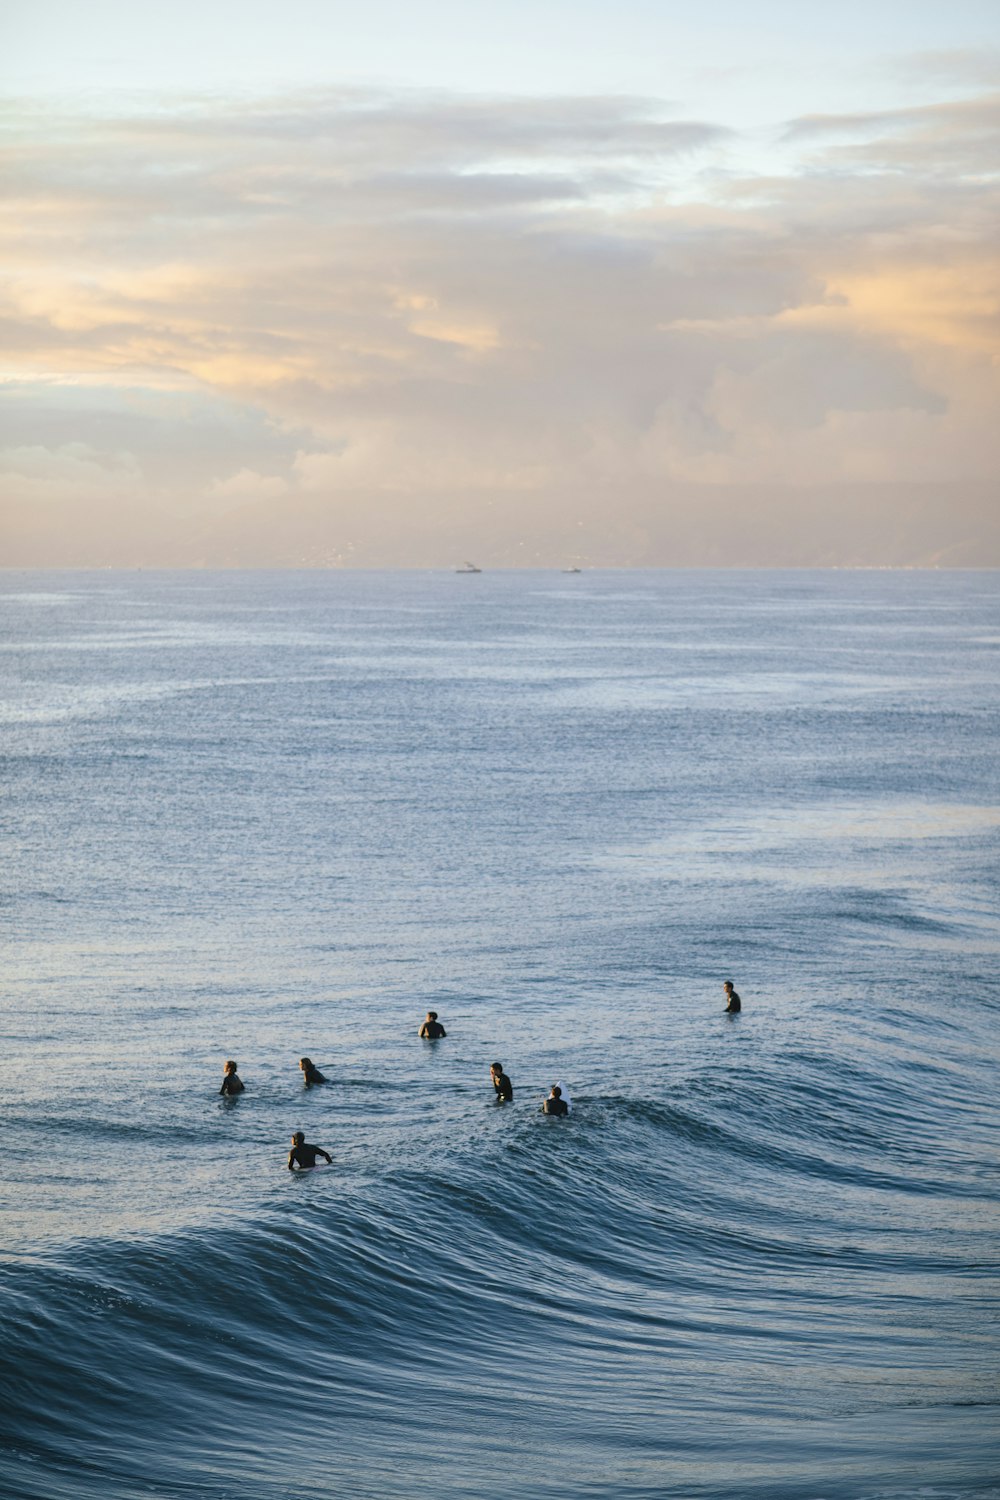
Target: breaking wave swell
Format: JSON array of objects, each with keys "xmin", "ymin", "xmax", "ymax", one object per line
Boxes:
[{"xmin": 3, "ymin": 1032, "xmax": 997, "ymax": 1500}]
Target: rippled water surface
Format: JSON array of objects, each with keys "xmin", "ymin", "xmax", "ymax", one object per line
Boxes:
[{"xmin": 1, "ymin": 569, "xmax": 998, "ymax": 1499}]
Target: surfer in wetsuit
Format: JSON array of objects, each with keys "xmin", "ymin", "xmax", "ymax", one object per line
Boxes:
[
  {"xmin": 542, "ymin": 1085, "xmax": 568, "ymax": 1116},
  {"xmin": 419, "ymin": 1011, "xmax": 447, "ymax": 1039},
  {"xmin": 287, "ymin": 1132, "xmax": 332, "ymax": 1171},
  {"xmin": 490, "ymin": 1062, "xmax": 513, "ymax": 1103},
  {"xmin": 723, "ymin": 981, "xmax": 742, "ymax": 1013},
  {"xmin": 299, "ymin": 1057, "xmax": 328, "ymax": 1086},
  {"xmin": 219, "ymin": 1060, "xmax": 245, "ymax": 1095}
]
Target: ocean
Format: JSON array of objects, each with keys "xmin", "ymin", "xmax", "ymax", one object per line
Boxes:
[{"xmin": 1, "ymin": 567, "xmax": 998, "ymax": 1500}]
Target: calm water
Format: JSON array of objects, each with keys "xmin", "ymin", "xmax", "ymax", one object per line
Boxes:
[{"xmin": 1, "ymin": 569, "xmax": 998, "ymax": 1499}]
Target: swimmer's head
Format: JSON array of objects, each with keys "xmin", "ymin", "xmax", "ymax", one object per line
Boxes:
[
  {"xmin": 723, "ymin": 981, "xmax": 734, "ymax": 991},
  {"xmin": 224, "ymin": 1060, "xmax": 238, "ymax": 1073},
  {"xmin": 491, "ymin": 1062, "xmax": 503, "ymax": 1075},
  {"xmin": 299, "ymin": 1057, "xmax": 312, "ymax": 1069},
  {"xmin": 550, "ymin": 1085, "xmax": 562, "ymax": 1098},
  {"xmin": 426, "ymin": 1011, "xmax": 437, "ymax": 1021},
  {"xmin": 292, "ymin": 1131, "xmax": 305, "ymax": 1146}
]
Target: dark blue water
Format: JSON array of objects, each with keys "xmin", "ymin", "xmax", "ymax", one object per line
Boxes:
[{"xmin": 1, "ymin": 569, "xmax": 998, "ymax": 1499}]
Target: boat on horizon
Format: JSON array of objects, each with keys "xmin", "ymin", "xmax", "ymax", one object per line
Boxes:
[{"xmin": 455, "ymin": 561, "xmax": 482, "ymax": 573}]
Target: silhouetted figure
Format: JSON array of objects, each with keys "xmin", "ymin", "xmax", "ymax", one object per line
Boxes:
[
  {"xmin": 723, "ymin": 981, "xmax": 742, "ymax": 1014},
  {"xmin": 299, "ymin": 1057, "xmax": 328, "ymax": 1086},
  {"xmin": 542, "ymin": 1085, "xmax": 568, "ymax": 1116},
  {"xmin": 219, "ymin": 1060, "xmax": 245, "ymax": 1095},
  {"xmin": 419, "ymin": 1010, "xmax": 447, "ymax": 1039},
  {"xmin": 287, "ymin": 1132, "xmax": 332, "ymax": 1171},
  {"xmin": 490, "ymin": 1062, "xmax": 513, "ymax": 1103}
]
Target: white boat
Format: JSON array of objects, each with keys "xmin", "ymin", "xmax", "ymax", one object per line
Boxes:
[{"xmin": 455, "ymin": 561, "xmax": 482, "ymax": 573}]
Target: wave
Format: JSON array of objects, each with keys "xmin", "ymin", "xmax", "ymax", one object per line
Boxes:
[{"xmin": 3, "ymin": 1050, "xmax": 998, "ymax": 1498}]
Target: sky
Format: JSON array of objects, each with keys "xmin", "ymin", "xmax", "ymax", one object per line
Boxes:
[{"xmin": 2, "ymin": 0, "xmax": 999, "ymax": 566}]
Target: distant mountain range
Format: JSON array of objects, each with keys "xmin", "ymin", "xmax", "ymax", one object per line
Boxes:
[{"xmin": 3, "ymin": 481, "xmax": 998, "ymax": 569}]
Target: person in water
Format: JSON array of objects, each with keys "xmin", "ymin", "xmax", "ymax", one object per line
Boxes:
[
  {"xmin": 419, "ymin": 1010, "xmax": 447, "ymax": 1039},
  {"xmin": 219, "ymin": 1060, "xmax": 245, "ymax": 1095},
  {"xmin": 287, "ymin": 1132, "xmax": 332, "ymax": 1171},
  {"xmin": 542, "ymin": 1084, "xmax": 568, "ymax": 1116},
  {"xmin": 299, "ymin": 1057, "xmax": 328, "ymax": 1086},
  {"xmin": 490, "ymin": 1062, "xmax": 513, "ymax": 1103},
  {"xmin": 723, "ymin": 981, "xmax": 742, "ymax": 1013}
]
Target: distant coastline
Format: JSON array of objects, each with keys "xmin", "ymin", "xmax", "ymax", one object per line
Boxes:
[{"xmin": 5, "ymin": 481, "xmax": 996, "ymax": 570}]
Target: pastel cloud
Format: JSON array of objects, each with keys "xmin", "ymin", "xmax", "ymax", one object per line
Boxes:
[{"xmin": 1, "ymin": 82, "xmax": 998, "ymax": 565}]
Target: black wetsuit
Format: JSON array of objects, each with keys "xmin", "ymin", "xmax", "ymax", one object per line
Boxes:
[
  {"xmin": 288, "ymin": 1143, "xmax": 331, "ymax": 1170},
  {"xmin": 219, "ymin": 1074, "xmax": 244, "ymax": 1095},
  {"xmin": 492, "ymin": 1073, "xmax": 513, "ymax": 1102},
  {"xmin": 420, "ymin": 1021, "xmax": 446, "ymax": 1038},
  {"xmin": 725, "ymin": 990, "xmax": 742, "ymax": 1013},
  {"xmin": 542, "ymin": 1096, "xmax": 568, "ymax": 1116},
  {"xmin": 302, "ymin": 1065, "xmax": 327, "ymax": 1086}
]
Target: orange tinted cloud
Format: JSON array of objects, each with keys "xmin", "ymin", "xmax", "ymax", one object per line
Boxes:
[{"xmin": 1, "ymin": 84, "xmax": 998, "ymax": 563}]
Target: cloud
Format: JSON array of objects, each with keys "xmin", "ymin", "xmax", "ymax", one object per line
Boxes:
[
  {"xmin": 896, "ymin": 49, "xmax": 1000, "ymax": 91},
  {"xmin": 2, "ymin": 83, "xmax": 998, "ymax": 564},
  {"xmin": 0, "ymin": 381, "xmax": 308, "ymax": 514},
  {"xmin": 205, "ymin": 467, "xmax": 289, "ymax": 502},
  {"xmin": 781, "ymin": 91, "xmax": 1000, "ymax": 176},
  {"xmin": 0, "ymin": 441, "xmax": 143, "ymax": 503}
]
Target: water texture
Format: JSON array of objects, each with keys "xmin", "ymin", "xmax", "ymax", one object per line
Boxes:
[{"xmin": 1, "ymin": 569, "xmax": 998, "ymax": 1499}]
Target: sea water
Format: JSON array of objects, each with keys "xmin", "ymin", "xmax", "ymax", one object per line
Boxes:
[{"xmin": 1, "ymin": 568, "xmax": 998, "ymax": 1500}]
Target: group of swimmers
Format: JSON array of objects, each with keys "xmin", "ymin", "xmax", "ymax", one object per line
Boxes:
[
  {"xmin": 219, "ymin": 986, "xmax": 742, "ymax": 1170},
  {"xmin": 220, "ymin": 1055, "xmax": 326, "ymax": 1096}
]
